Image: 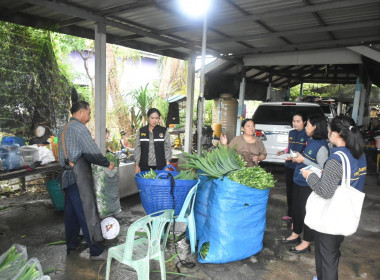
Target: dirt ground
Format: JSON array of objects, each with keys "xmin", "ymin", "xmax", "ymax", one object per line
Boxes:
[{"xmin": 0, "ymin": 161, "xmax": 380, "ymax": 280}]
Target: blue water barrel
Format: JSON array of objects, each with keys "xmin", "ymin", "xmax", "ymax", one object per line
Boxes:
[{"xmin": 1, "ymin": 136, "xmax": 25, "ymax": 147}]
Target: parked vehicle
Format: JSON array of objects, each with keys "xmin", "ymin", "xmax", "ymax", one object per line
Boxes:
[
  {"xmin": 252, "ymin": 102, "xmax": 325, "ymax": 164},
  {"xmin": 319, "ymin": 103, "xmax": 336, "ymax": 122}
]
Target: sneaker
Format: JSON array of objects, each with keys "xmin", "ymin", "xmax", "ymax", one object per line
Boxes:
[
  {"xmin": 90, "ymin": 250, "xmax": 108, "ymax": 261},
  {"xmin": 313, "ymin": 277, "xmax": 318, "ymax": 280},
  {"xmin": 282, "ymin": 216, "xmax": 292, "ymax": 222}
]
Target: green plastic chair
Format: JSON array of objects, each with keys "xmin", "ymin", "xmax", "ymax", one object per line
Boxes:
[
  {"xmin": 106, "ymin": 209, "xmax": 174, "ymax": 280},
  {"xmin": 174, "ymin": 179, "xmax": 200, "ymax": 254}
]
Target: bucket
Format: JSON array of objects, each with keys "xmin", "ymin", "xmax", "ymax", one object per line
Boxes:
[
  {"xmin": 46, "ymin": 179, "xmax": 64, "ymax": 211},
  {"xmin": 213, "ymin": 123, "xmax": 222, "ymax": 138}
]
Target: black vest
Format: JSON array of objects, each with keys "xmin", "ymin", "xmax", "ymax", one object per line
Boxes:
[{"xmin": 139, "ymin": 125, "xmax": 167, "ymax": 170}]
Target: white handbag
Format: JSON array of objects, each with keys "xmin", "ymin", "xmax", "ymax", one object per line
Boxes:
[{"xmin": 304, "ymin": 151, "xmax": 365, "ymax": 236}]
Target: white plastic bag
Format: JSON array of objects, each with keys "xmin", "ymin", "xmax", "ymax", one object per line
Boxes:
[
  {"xmin": 38, "ymin": 146, "xmax": 55, "ymax": 165},
  {"xmin": 11, "ymin": 257, "xmax": 49, "ymax": 280},
  {"xmin": 0, "ymin": 244, "xmax": 28, "ymax": 280}
]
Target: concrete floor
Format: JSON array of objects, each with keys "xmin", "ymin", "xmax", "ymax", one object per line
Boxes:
[{"xmin": 1, "ymin": 160, "xmax": 379, "ymax": 280}]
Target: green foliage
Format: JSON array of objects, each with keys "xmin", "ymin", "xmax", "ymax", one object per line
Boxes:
[
  {"xmin": 227, "ymin": 166, "xmax": 276, "ymax": 190},
  {"xmin": 153, "ymin": 97, "xmax": 169, "ymax": 126},
  {"xmin": 130, "ymin": 83, "xmax": 155, "ymax": 127},
  {"xmin": 204, "ymin": 100, "xmax": 213, "ymax": 125},
  {"xmin": 0, "ymin": 22, "xmax": 72, "ymax": 137}
]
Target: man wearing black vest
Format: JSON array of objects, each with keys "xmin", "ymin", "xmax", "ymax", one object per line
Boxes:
[{"xmin": 134, "ymin": 108, "xmax": 172, "ymax": 173}]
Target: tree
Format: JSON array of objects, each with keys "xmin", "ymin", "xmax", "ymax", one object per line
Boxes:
[{"xmin": 0, "ymin": 22, "xmax": 72, "ymax": 137}]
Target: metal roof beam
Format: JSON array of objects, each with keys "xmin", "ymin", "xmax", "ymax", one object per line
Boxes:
[
  {"xmin": 348, "ymin": 46, "xmax": 380, "ymax": 63},
  {"xmin": 100, "ymin": 0, "xmax": 155, "ymax": 16},
  {"xmin": 244, "ymin": 48, "xmax": 362, "ymax": 66},
  {"xmin": 0, "ymin": 11, "xmax": 189, "ymax": 60},
  {"xmin": 159, "ymin": 0, "xmax": 380, "ymax": 34},
  {"xmin": 21, "ymin": 0, "xmax": 203, "ymax": 54},
  {"xmin": 233, "ymin": 36, "xmax": 380, "ymax": 56},
  {"xmin": 208, "ymin": 20, "xmax": 380, "ymax": 44}
]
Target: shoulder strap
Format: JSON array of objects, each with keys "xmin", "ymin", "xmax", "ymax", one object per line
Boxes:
[
  {"xmin": 334, "ymin": 151, "xmax": 351, "ymax": 186},
  {"xmin": 60, "ymin": 120, "xmax": 76, "ymax": 168}
]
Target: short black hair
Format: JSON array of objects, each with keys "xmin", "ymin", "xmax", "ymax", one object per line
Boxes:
[
  {"xmin": 292, "ymin": 112, "xmax": 307, "ymax": 123},
  {"xmin": 241, "ymin": 118, "xmax": 254, "ymax": 128},
  {"xmin": 71, "ymin": 101, "xmax": 90, "ymax": 114},
  {"xmin": 308, "ymin": 114, "xmax": 328, "ymax": 140},
  {"xmin": 147, "ymin": 108, "xmax": 161, "ymax": 118}
]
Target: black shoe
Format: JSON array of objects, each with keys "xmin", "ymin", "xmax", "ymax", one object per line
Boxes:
[
  {"xmin": 281, "ymin": 236, "xmax": 301, "ymax": 244},
  {"xmin": 67, "ymin": 246, "xmax": 79, "ymax": 254},
  {"xmin": 289, "ymin": 245, "xmax": 311, "ymax": 254},
  {"xmin": 90, "ymin": 250, "xmax": 108, "ymax": 261},
  {"xmin": 67, "ymin": 243, "xmax": 86, "ymax": 254}
]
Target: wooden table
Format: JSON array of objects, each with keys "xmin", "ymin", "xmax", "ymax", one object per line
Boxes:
[{"xmin": 0, "ymin": 162, "xmax": 62, "ymax": 189}]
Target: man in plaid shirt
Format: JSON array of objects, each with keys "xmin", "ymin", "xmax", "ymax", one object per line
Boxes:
[{"xmin": 58, "ymin": 101, "xmax": 114, "ymax": 261}]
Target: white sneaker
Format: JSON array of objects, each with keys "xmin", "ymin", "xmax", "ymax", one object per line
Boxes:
[{"xmin": 313, "ymin": 277, "xmax": 318, "ymax": 280}]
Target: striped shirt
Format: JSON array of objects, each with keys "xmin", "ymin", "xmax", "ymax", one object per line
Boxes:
[
  {"xmin": 134, "ymin": 129, "xmax": 172, "ymax": 166},
  {"xmin": 307, "ymin": 159, "xmax": 342, "ymax": 199},
  {"xmin": 58, "ymin": 117, "xmax": 110, "ymax": 188}
]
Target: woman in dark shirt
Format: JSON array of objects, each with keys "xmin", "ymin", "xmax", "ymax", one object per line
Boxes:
[{"xmin": 134, "ymin": 108, "xmax": 172, "ymax": 173}]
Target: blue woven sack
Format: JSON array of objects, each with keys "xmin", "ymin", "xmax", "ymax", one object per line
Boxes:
[
  {"xmin": 198, "ymin": 177, "xmax": 270, "ymax": 264},
  {"xmin": 194, "ymin": 175, "xmax": 214, "ymax": 240},
  {"xmin": 135, "ymin": 165, "xmax": 197, "ymax": 216}
]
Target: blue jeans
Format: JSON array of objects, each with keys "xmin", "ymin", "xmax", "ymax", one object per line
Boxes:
[{"xmin": 64, "ymin": 183, "xmax": 103, "ymax": 256}]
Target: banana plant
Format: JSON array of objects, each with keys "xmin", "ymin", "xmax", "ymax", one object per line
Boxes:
[{"xmin": 130, "ymin": 83, "xmax": 155, "ymax": 127}]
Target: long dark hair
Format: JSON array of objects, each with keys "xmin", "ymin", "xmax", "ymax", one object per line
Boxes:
[
  {"xmin": 147, "ymin": 108, "xmax": 161, "ymax": 118},
  {"xmin": 308, "ymin": 114, "xmax": 328, "ymax": 140},
  {"xmin": 330, "ymin": 116, "xmax": 364, "ymax": 159}
]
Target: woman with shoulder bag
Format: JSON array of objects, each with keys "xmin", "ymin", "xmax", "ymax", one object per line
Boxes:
[{"xmin": 301, "ymin": 115, "xmax": 367, "ymax": 280}]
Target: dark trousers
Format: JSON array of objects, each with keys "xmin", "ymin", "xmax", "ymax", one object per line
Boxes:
[
  {"xmin": 292, "ymin": 183, "xmax": 314, "ymax": 242},
  {"xmin": 64, "ymin": 183, "xmax": 103, "ymax": 256},
  {"xmin": 285, "ymin": 167, "xmax": 295, "ymax": 217},
  {"xmin": 314, "ymin": 231, "xmax": 344, "ymax": 280}
]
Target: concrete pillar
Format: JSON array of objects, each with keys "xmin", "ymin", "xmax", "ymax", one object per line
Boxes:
[
  {"xmin": 184, "ymin": 54, "xmax": 195, "ymax": 153},
  {"xmin": 358, "ymin": 86, "xmax": 366, "ymax": 126},
  {"xmin": 95, "ymin": 23, "xmax": 107, "ymax": 154},
  {"xmin": 266, "ymin": 82, "xmax": 272, "ymax": 101},
  {"xmin": 236, "ymin": 76, "xmax": 246, "ymax": 136},
  {"xmin": 352, "ymin": 77, "xmax": 361, "ymax": 123},
  {"xmin": 285, "ymin": 88, "xmax": 290, "ymax": 101}
]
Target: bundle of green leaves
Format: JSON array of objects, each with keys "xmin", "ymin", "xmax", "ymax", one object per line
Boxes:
[{"xmin": 227, "ymin": 166, "xmax": 276, "ymax": 190}]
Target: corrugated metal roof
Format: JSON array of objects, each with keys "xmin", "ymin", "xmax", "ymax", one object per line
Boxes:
[{"xmin": 0, "ymin": 0, "xmax": 379, "ymax": 91}]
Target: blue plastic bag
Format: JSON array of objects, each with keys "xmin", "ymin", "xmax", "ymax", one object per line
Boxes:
[
  {"xmin": 194, "ymin": 175, "xmax": 213, "ymax": 240},
  {"xmin": 198, "ymin": 177, "xmax": 270, "ymax": 264}
]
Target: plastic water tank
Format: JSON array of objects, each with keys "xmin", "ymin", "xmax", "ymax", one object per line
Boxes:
[{"xmin": 212, "ymin": 93, "xmax": 238, "ymax": 142}]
